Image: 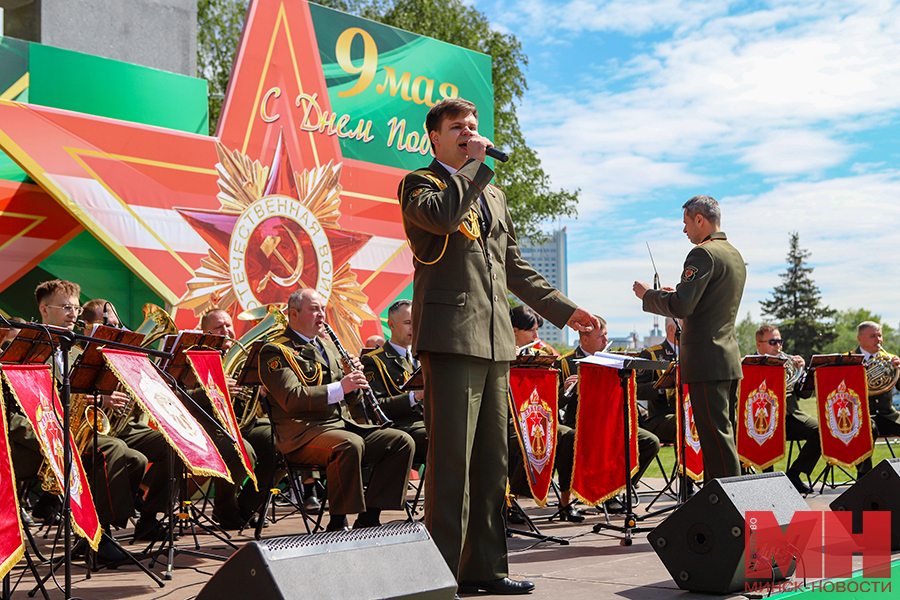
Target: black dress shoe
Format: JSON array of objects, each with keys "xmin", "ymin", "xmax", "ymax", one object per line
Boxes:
[
  {"xmin": 96, "ymin": 540, "xmax": 128, "ymax": 564},
  {"xmin": 458, "ymin": 577, "xmax": 535, "ymax": 595},
  {"xmin": 558, "ymin": 504, "xmax": 585, "ymax": 523},
  {"xmin": 604, "ymin": 496, "xmax": 625, "ymax": 514},
  {"xmin": 787, "ymin": 471, "xmax": 811, "ymax": 495},
  {"xmin": 326, "ymin": 515, "xmax": 350, "ymax": 532},
  {"xmin": 20, "ymin": 509, "xmax": 35, "ymax": 528},
  {"xmin": 506, "ymin": 507, "xmax": 525, "ymax": 524},
  {"xmin": 133, "ymin": 517, "xmax": 168, "ymax": 542}
]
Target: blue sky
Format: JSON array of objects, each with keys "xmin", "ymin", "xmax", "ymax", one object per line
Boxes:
[{"xmin": 473, "ymin": 0, "xmax": 900, "ymax": 340}]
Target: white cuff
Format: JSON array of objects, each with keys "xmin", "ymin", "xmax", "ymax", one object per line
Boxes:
[
  {"xmin": 409, "ymin": 392, "xmax": 417, "ymax": 407},
  {"xmin": 326, "ymin": 382, "xmax": 344, "ymax": 404}
]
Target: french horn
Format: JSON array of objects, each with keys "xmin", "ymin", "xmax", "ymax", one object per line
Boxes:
[
  {"xmin": 865, "ymin": 345, "xmax": 900, "ymax": 396},
  {"xmin": 777, "ymin": 351, "xmax": 805, "ymax": 388}
]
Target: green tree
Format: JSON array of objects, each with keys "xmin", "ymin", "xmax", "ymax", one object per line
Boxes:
[
  {"xmin": 821, "ymin": 308, "xmax": 900, "ymax": 356},
  {"xmin": 760, "ymin": 232, "xmax": 836, "ymax": 360},
  {"xmin": 735, "ymin": 312, "xmax": 759, "ymax": 357},
  {"xmin": 197, "ymin": 0, "xmax": 578, "ymax": 239},
  {"xmin": 197, "ymin": 0, "xmax": 248, "ymax": 135}
]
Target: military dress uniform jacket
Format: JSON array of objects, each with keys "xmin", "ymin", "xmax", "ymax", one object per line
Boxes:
[
  {"xmin": 400, "ymin": 159, "xmax": 577, "ymax": 359},
  {"xmin": 259, "ymin": 328, "xmax": 371, "ymax": 456},
  {"xmin": 360, "ymin": 343, "xmax": 419, "ymax": 423},
  {"xmin": 642, "ymin": 232, "xmax": 746, "ymax": 383},
  {"xmin": 636, "ymin": 340, "xmax": 677, "ymax": 420}
]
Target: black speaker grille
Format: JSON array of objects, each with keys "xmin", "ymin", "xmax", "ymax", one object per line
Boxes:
[{"xmin": 262, "ymin": 521, "xmax": 432, "ymax": 559}]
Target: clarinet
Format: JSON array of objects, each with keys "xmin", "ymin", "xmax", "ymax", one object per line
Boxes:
[{"xmin": 322, "ymin": 323, "xmax": 393, "ymax": 428}]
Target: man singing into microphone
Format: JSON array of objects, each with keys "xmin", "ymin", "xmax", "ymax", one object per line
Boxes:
[
  {"xmin": 399, "ymin": 98, "xmax": 598, "ymax": 594},
  {"xmin": 633, "ymin": 196, "xmax": 746, "ymax": 481}
]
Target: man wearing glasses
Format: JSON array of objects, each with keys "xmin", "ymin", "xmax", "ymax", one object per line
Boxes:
[
  {"xmin": 755, "ymin": 325, "xmax": 819, "ymax": 493},
  {"xmin": 34, "ymin": 280, "xmax": 145, "ymax": 562}
]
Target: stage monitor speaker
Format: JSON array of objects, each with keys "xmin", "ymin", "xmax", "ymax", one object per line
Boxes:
[
  {"xmin": 648, "ymin": 472, "xmax": 810, "ymax": 594},
  {"xmin": 196, "ymin": 521, "xmax": 456, "ymax": 600},
  {"xmin": 830, "ymin": 457, "xmax": 900, "ymax": 549}
]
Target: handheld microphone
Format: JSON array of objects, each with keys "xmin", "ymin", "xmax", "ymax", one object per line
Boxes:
[{"xmin": 486, "ymin": 146, "xmax": 509, "ymax": 163}]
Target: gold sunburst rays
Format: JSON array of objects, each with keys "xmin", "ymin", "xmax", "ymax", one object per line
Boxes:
[
  {"xmin": 295, "ymin": 160, "xmax": 343, "ymax": 229},
  {"xmin": 326, "ymin": 262, "xmax": 378, "ymax": 354},
  {"xmin": 214, "ymin": 141, "xmax": 269, "ymax": 213},
  {"xmin": 177, "ymin": 143, "xmax": 376, "ymax": 346},
  {"xmin": 177, "ymin": 250, "xmax": 239, "ymax": 317}
]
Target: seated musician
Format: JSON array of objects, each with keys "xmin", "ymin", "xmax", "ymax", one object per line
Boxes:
[
  {"xmin": 81, "ymin": 299, "xmax": 172, "ymax": 542},
  {"xmin": 360, "ymin": 299, "xmax": 427, "ymax": 465},
  {"xmin": 754, "ymin": 325, "xmax": 820, "ymax": 494},
  {"xmin": 557, "ymin": 317, "xmax": 660, "ymax": 510},
  {"xmin": 32, "ymin": 281, "xmax": 143, "ymax": 561},
  {"xmin": 507, "ymin": 305, "xmax": 582, "ymax": 522},
  {"xmin": 854, "ymin": 321, "xmax": 900, "ymax": 476},
  {"xmin": 259, "ymin": 288, "xmax": 414, "ymax": 531},
  {"xmin": 81, "ymin": 299, "xmax": 121, "ymax": 328},
  {"xmin": 1, "ymin": 317, "xmax": 25, "ymax": 351},
  {"xmin": 196, "ymin": 308, "xmax": 276, "ymax": 529}
]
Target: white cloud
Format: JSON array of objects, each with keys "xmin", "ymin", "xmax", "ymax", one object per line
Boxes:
[
  {"xmin": 569, "ymin": 171, "xmax": 900, "ymax": 336},
  {"xmin": 737, "ymin": 130, "xmax": 852, "ymax": 174}
]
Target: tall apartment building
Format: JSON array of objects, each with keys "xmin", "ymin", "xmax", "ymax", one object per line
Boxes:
[{"xmin": 517, "ymin": 228, "xmax": 568, "ymax": 347}]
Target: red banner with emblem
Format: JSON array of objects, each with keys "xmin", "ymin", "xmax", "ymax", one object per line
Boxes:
[
  {"xmin": 571, "ymin": 363, "xmax": 638, "ymax": 505},
  {"xmin": 737, "ymin": 364, "xmax": 786, "ymax": 470},
  {"xmin": 815, "ymin": 365, "xmax": 872, "ymax": 469},
  {"xmin": 0, "ymin": 374, "xmax": 25, "ymax": 577},
  {"xmin": 100, "ymin": 349, "xmax": 231, "ymax": 481},
  {"xmin": 676, "ymin": 369, "xmax": 704, "ymax": 482},
  {"xmin": 508, "ymin": 367, "xmax": 558, "ymax": 507},
  {"xmin": 185, "ymin": 351, "xmax": 256, "ymax": 490},
  {"xmin": 1, "ymin": 365, "xmax": 101, "ymax": 550}
]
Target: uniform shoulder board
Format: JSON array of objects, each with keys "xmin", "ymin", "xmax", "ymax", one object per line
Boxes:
[
  {"xmin": 561, "ymin": 349, "xmax": 577, "ymax": 359},
  {"xmin": 647, "ymin": 344, "xmax": 663, "ymax": 352}
]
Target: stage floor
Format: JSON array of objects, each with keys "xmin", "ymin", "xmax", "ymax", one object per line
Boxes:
[{"xmin": 7, "ymin": 476, "xmax": 894, "ymax": 599}]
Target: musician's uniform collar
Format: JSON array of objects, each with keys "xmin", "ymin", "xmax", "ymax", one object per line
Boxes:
[
  {"xmin": 385, "ymin": 340, "xmax": 405, "ymax": 357},
  {"xmin": 859, "ymin": 346, "xmax": 876, "ymax": 361},
  {"xmin": 284, "ymin": 327, "xmax": 329, "ymax": 366},
  {"xmin": 663, "ymin": 338, "xmax": 678, "ymax": 356}
]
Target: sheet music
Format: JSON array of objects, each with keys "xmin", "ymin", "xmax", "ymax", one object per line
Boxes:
[{"xmin": 576, "ymin": 351, "xmax": 630, "ymax": 369}]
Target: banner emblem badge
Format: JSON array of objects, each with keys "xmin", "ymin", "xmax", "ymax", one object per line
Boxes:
[
  {"xmin": 825, "ymin": 380, "xmax": 862, "ymax": 445},
  {"xmin": 518, "ymin": 388, "xmax": 554, "ymax": 473},
  {"xmin": 746, "ymin": 381, "xmax": 778, "ymax": 445}
]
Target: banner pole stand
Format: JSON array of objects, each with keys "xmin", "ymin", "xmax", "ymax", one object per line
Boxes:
[
  {"xmin": 506, "ymin": 496, "xmax": 569, "ymax": 547},
  {"xmin": 591, "ymin": 367, "xmax": 656, "ymax": 546}
]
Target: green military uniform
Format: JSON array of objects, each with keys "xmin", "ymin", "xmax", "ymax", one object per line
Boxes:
[
  {"xmin": 636, "ymin": 340, "xmax": 678, "ymax": 443},
  {"xmin": 854, "ymin": 347, "xmax": 900, "ymax": 475},
  {"xmin": 642, "ymin": 231, "xmax": 746, "ymax": 480},
  {"xmin": 400, "ymin": 158, "xmax": 577, "ymax": 581},
  {"xmin": 556, "ymin": 347, "xmax": 660, "ymax": 486},
  {"xmin": 116, "ymin": 409, "xmax": 175, "ymax": 518},
  {"xmin": 259, "ymin": 328, "xmax": 413, "ymax": 516},
  {"xmin": 360, "ymin": 341, "xmax": 427, "ymax": 465}
]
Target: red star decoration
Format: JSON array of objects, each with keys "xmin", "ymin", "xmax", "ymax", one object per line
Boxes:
[{"xmin": 0, "ymin": 0, "xmax": 411, "ymax": 343}]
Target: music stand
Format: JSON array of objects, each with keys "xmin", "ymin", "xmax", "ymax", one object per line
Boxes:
[
  {"xmin": 805, "ymin": 354, "xmax": 865, "ymax": 494},
  {"xmin": 579, "ymin": 354, "xmax": 669, "ymax": 546},
  {"xmin": 145, "ymin": 350, "xmax": 238, "ymax": 581},
  {"xmin": 506, "ymin": 356, "xmax": 569, "ymax": 547},
  {"xmin": 0, "ymin": 316, "xmax": 171, "ymax": 599},
  {"xmin": 30, "ymin": 332, "xmax": 165, "ymax": 591},
  {"xmin": 400, "ymin": 367, "xmax": 423, "ymax": 392}
]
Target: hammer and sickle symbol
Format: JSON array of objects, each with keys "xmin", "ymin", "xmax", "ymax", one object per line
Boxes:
[{"xmin": 256, "ymin": 225, "xmax": 305, "ymax": 293}]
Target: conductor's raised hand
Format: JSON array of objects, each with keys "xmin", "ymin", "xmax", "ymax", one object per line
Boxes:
[{"xmin": 567, "ymin": 307, "xmax": 600, "ymax": 332}]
